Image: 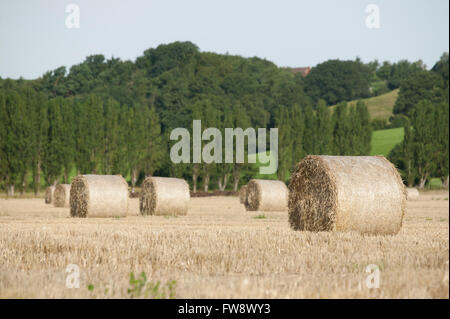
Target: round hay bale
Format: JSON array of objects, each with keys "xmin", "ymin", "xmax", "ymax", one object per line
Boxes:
[
  {"xmin": 44, "ymin": 186, "xmax": 55, "ymax": 204},
  {"xmin": 288, "ymin": 155, "xmax": 406, "ymax": 235},
  {"xmin": 53, "ymin": 184, "xmax": 71, "ymax": 207},
  {"xmin": 239, "ymin": 185, "xmax": 248, "ymax": 204},
  {"xmin": 70, "ymin": 175, "xmax": 128, "ymax": 218},
  {"xmin": 139, "ymin": 176, "xmax": 190, "ymax": 216},
  {"xmin": 244, "ymin": 179, "xmax": 288, "ymax": 211},
  {"xmin": 406, "ymin": 187, "xmax": 419, "ymax": 200}
]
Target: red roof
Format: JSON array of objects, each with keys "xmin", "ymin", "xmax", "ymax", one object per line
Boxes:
[{"xmin": 289, "ymin": 67, "xmax": 311, "ymax": 76}]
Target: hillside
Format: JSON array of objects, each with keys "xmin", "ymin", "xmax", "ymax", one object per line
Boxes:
[{"xmin": 330, "ymin": 89, "xmax": 399, "ymax": 121}]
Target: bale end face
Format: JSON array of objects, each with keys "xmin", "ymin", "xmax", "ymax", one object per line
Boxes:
[
  {"xmin": 70, "ymin": 177, "xmax": 89, "ymax": 217},
  {"xmin": 288, "ymin": 156, "xmax": 337, "ymax": 231},
  {"xmin": 53, "ymin": 184, "xmax": 71, "ymax": 208}
]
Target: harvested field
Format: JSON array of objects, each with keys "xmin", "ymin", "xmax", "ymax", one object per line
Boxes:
[{"xmin": 0, "ymin": 190, "xmax": 448, "ymax": 298}]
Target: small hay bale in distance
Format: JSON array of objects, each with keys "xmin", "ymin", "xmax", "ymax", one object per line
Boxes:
[
  {"xmin": 406, "ymin": 187, "xmax": 419, "ymax": 200},
  {"xmin": 70, "ymin": 175, "xmax": 128, "ymax": 218},
  {"xmin": 244, "ymin": 179, "xmax": 288, "ymax": 211},
  {"xmin": 288, "ymin": 155, "xmax": 406, "ymax": 235},
  {"xmin": 44, "ymin": 186, "xmax": 55, "ymax": 204},
  {"xmin": 53, "ymin": 184, "xmax": 71, "ymax": 207},
  {"xmin": 140, "ymin": 176, "xmax": 190, "ymax": 216},
  {"xmin": 239, "ymin": 185, "xmax": 248, "ymax": 204}
]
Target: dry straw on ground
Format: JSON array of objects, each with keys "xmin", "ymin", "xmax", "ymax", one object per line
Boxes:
[
  {"xmin": 406, "ymin": 188, "xmax": 420, "ymax": 200},
  {"xmin": 140, "ymin": 176, "xmax": 190, "ymax": 216},
  {"xmin": 244, "ymin": 179, "xmax": 288, "ymax": 211},
  {"xmin": 289, "ymin": 155, "xmax": 406, "ymax": 235},
  {"xmin": 53, "ymin": 184, "xmax": 71, "ymax": 208},
  {"xmin": 0, "ymin": 193, "xmax": 448, "ymax": 298},
  {"xmin": 70, "ymin": 175, "xmax": 128, "ymax": 218},
  {"xmin": 239, "ymin": 185, "xmax": 248, "ymax": 204},
  {"xmin": 44, "ymin": 186, "xmax": 55, "ymax": 204}
]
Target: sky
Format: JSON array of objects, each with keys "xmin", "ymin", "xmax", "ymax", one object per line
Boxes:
[{"xmin": 0, "ymin": 0, "xmax": 448, "ymax": 79}]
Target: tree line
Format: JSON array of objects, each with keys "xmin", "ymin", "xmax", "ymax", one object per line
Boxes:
[{"xmin": 0, "ymin": 42, "xmax": 448, "ymax": 194}]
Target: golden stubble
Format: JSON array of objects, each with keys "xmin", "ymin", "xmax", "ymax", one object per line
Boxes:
[{"xmin": 0, "ymin": 191, "xmax": 448, "ymax": 299}]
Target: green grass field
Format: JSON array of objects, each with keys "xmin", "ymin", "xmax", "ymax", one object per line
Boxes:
[
  {"xmin": 330, "ymin": 89, "xmax": 399, "ymax": 121},
  {"xmin": 370, "ymin": 127, "xmax": 404, "ymax": 156}
]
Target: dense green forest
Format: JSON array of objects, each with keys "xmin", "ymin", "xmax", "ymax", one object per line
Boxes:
[{"xmin": 0, "ymin": 42, "xmax": 448, "ymax": 194}]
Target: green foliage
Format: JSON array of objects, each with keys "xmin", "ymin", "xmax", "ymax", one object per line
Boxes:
[
  {"xmin": 431, "ymin": 52, "xmax": 449, "ymax": 88},
  {"xmin": 376, "ymin": 59, "xmax": 425, "ymax": 90},
  {"xmin": 304, "ymin": 59, "xmax": 372, "ymax": 105},
  {"xmin": 388, "ymin": 100, "xmax": 448, "ymax": 188},
  {"xmin": 394, "ymin": 69, "xmax": 445, "ymax": 115},
  {"xmin": 0, "ymin": 44, "xmax": 447, "ymax": 193},
  {"xmin": 253, "ymin": 214, "xmax": 266, "ymax": 219},
  {"xmin": 127, "ymin": 272, "xmax": 177, "ymax": 299},
  {"xmin": 371, "ymin": 118, "xmax": 389, "ymax": 131}
]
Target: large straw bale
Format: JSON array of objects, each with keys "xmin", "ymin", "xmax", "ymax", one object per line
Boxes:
[
  {"xmin": 70, "ymin": 175, "xmax": 128, "ymax": 217},
  {"xmin": 288, "ymin": 155, "xmax": 406, "ymax": 235},
  {"xmin": 53, "ymin": 184, "xmax": 71, "ymax": 207},
  {"xmin": 244, "ymin": 179, "xmax": 288, "ymax": 211},
  {"xmin": 139, "ymin": 177, "xmax": 190, "ymax": 216}
]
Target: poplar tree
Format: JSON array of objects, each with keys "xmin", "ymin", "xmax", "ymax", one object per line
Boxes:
[
  {"xmin": 42, "ymin": 98, "xmax": 64, "ymax": 185},
  {"xmin": 275, "ymin": 106, "xmax": 293, "ymax": 182},
  {"xmin": 302, "ymin": 105, "xmax": 315, "ymax": 155},
  {"xmin": 315, "ymin": 99, "xmax": 332, "ymax": 154},
  {"xmin": 103, "ymin": 98, "xmax": 120, "ymax": 174},
  {"xmin": 230, "ymin": 102, "xmax": 251, "ymax": 191},
  {"xmin": 74, "ymin": 95, "xmax": 104, "ymax": 174},
  {"xmin": 142, "ymin": 106, "xmax": 164, "ymax": 177},
  {"xmin": 60, "ymin": 98, "xmax": 75, "ymax": 182},
  {"xmin": 28, "ymin": 90, "xmax": 48, "ymax": 194},
  {"xmin": 290, "ymin": 103, "xmax": 304, "ymax": 166},
  {"xmin": 355, "ymin": 101, "xmax": 372, "ymax": 155},
  {"xmin": 332, "ymin": 102, "xmax": 350, "ymax": 155}
]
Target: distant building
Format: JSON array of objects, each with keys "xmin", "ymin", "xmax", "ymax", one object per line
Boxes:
[{"xmin": 289, "ymin": 67, "xmax": 311, "ymax": 77}]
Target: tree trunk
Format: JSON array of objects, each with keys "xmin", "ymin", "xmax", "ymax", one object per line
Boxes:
[
  {"xmin": 218, "ymin": 174, "xmax": 228, "ymax": 191},
  {"xmin": 7, "ymin": 184, "xmax": 14, "ymax": 197},
  {"xmin": 203, "ymin": 171, "xmax": 210, "ymax": 192},
  {"xmin": 443, "ymin": 175, "xmax": 449, "ymax": 189},
  {"xmin": 407, "ymin": 160, "xmax": 412, "ymax": 187},
  {"xmin": 20, "ymin": 174, "xmax": 27, "ymax": 195},
  {"xmin": 192, "ymin": 164, "xmax": 198, "ymax": 192},
  {"xmin": 34, "ymin": 159, "xmax": 41, "ymax": 196},
  {"xmin": 64, "ymin": 166, "xmax": 69, "ymax": 184},
  {"xmin": 418, "ymin": 177, "xmax": 427, "ymax": 189},
  {"xmin": 131, "ymin": 168, "xmax": 138, "ymax": 194},
  {"xmin": 232, "ymin": 165, "xmax": 241, "ymax": 192}
]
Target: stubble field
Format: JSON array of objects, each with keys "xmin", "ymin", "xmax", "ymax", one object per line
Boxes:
[{"xmin": 0, "ymin": 191, "xmax": 448, "ymax": 298}]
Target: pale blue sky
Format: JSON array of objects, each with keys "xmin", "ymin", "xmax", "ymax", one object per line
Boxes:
[{"xmin": 0, "ymin": 0, "xmax": 448, "ymax": 79}]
